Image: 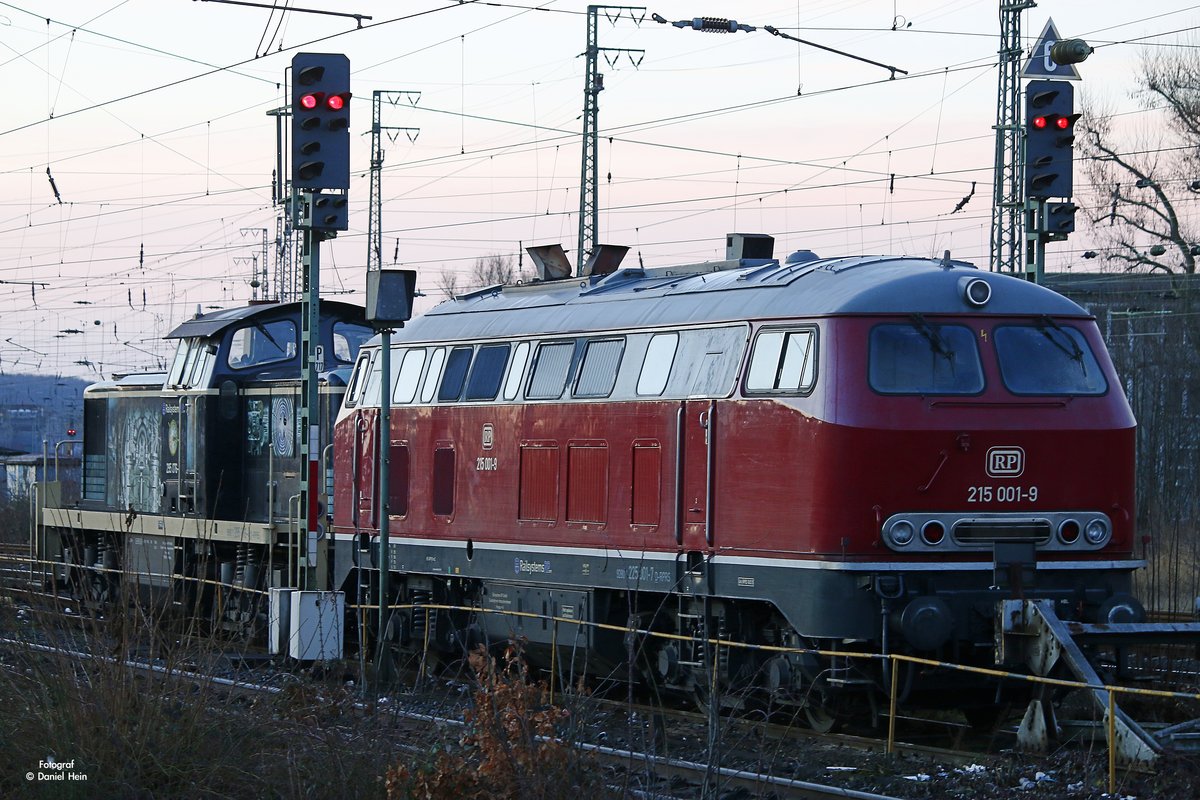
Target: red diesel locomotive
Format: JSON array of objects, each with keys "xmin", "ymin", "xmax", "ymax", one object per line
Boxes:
[{"xmin": 330, "ymin": 235, "xmax": 1141, "ymax": 713}]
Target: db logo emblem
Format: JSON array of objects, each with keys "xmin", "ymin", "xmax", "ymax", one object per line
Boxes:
[{"xmin": 986, "ymin": 446, "xmax": 1025, "ymax": 477}]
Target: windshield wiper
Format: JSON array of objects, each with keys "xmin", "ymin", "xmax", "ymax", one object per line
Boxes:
[
  {"xmin": 909, "ymin": 313, "xmax": 955, "ymax": 366},
  {"xmin": 253, "ymin": 320, "xmax": 285, "ymax": 355},
  {"xmin": 1035, "ymin": 316, "xmax": 1087, "ymax": 375}
]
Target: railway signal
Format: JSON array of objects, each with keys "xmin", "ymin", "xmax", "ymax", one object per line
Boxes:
[
  {"xmin": 1043, "ymin": 201, "xmax": 1078, "ymax": 242},
  {"xmin": 290, "ymin": 53, "xmax": 351, "ymax": 192},
  {"xmin": 1025, "ymin": 80, "xmax": 1077, "ymax": 199},
  {"xmin": 300, "ymin": 190, "xmax": 348, "ymax": 232}
]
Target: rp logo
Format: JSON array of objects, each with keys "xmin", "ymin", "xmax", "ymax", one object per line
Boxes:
[{"xmin": 986, "ymin": 446, "xmax": 1025, "ymax": 477}]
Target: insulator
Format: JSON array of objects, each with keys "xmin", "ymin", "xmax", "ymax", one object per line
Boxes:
[
  {"xmin": 1049, "ymin": 39, "xmax": 1092, "ymax": 66},
  {"xmin": 694, "ymin": 16, "xmax": 735, "ymax": 33}
]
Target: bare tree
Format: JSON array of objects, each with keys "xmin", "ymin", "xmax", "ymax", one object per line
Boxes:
[
  {"xmin": 436, "ymin": 254, "xmax": 526, "ymax": 299},
  {"xmin": 1078, "ymin": 43, "xmax": 1200, "ymax": 273}
]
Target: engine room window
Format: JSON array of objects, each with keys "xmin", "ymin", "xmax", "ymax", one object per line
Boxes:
[
  {"xmin": 526, "ymin": 341, "xmax": 575, "ymax": 400},
  {"xmin": 503, "ymin": 341, "xmax": 531, "ymax": 401},
  {"xmin": 420, "ymin": 348, "xmax": 446, "ymax": 404},
  {"xmin": 438, "ymin": 346, "xmax": 474, "ymax": 402},
  {"xmin": 333, "ymin": 322, "xmax": 372, "ymax": 363},
  {"xmin": 868, "ymin": 321, "xmax": 984, "ymax": 395},
  {"xmin": 636, "ymin": 333, "xmax": 678, "ymax": 396},
  {"xmin": 746, "ymin": 329, "xmax": 817, "ymax": 393},
  {"xmin": 227, "ymin": 320, "xmax": 296, "ymax": 370},
  {"xmin": 574, "ymin": 338, "xmax": 624, "ymax": 398},
  {"xmin": 465, "ymin": 344, "xmax": 510, "ymax": 401},
  {"xmin": 995, "ymin": 322, "xmax": 1108, "ymax": 396},
  {"xmin": 666, "ymin": 326, "xmax": 746, "ymax": 398},
  {"xmin": 392, "ymin": 348, "xmax": 426, "ymax": 404}
]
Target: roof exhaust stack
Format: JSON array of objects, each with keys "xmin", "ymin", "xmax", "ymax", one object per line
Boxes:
[
  {"xmin": 726, "ymin": 233, "xmax": 775, "ymax": 261},
  {"xmin": 525, "ymin": 243, "xmax": 573, "ymax": 281},
  {"xmin": 582, "ymin": 244, "xmax": 629, "ymax": 276}
]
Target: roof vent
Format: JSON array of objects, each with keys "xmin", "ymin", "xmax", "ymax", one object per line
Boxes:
[
  {"xmin": 726, "ymin": 233, "xmax": 774, "ymax": 260},
  {"xmin": 582, "ymin": 244, "xmax": 629, "ymax": 276},
  {"xmin": 784, "ymin": 249, "xmax": 819, "ymax": 265},
  {"xmin": 525, "ymin": 243, "xmax": 573, "ymax": 281}
]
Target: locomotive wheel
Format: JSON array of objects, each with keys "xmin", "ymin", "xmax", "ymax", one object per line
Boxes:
[
  {"xmin": 804, "ymin": 704, "xmax": 836, "ymax": 733},
  {"xmin": 689, "ymin": 677, "xmax": 713, "ymax": 715}
]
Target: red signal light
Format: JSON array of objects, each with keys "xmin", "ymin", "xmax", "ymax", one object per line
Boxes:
[
  {"xmin": 67, "ymin": 428, "xmax": 77, "ymax": 437},
  {"xmin": 300, "ymin": 93, "xmax": 320, "ymax": 110},
  {"xmin": 1055, "ymin": 115, "xmax": 1070, "ymax": 129},
  {"xmin": 1032, "ymin": 116, "xmax": 1048, "ymax": 129},
  {"xmin": 326, "ymin": 94, "xmax": 345, "ymax": 111}
]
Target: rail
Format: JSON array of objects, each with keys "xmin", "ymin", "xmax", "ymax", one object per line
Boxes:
[{"xmin": 2, "ymin": 549, "xmax": 1197, "ymax": 795}]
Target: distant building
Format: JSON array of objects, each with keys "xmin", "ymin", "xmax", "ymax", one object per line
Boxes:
[
  {"xmin": 0, "ymin": 444, "xmax": 81, "ymax": 503},
  {"xmin": 0, "ymin": 405, "xmax": 46, "ymax": 453}
]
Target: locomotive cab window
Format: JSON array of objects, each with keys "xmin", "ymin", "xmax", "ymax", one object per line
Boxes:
[
  {"xmin": 868, "ymin": 320, "xmax": 984, "ymax": 395},
  {"xmin": 995, "ymin": 321, "xmax": 1107, "ymax": 396},
  {"xmin": 227, "ymin": 319, "xmax": 297, "ymax": 370},
  {"xmin": 166, "ymin": 340, "xmax": 190, "ymax": 387},
  {"xmin": 361, "ymin": 347, "xmax": 389, "ymax": 404},
  {"xmin": 189, "ymin": 344, "xmax": 216, "ymax": 387},
  {"xmin": 574, "ymin": 338, "xmax": 624, "ymax": 398},
  {"xmin": 746, "ymin": 328, "xmax": 817, "ymax": 394},
  {"xmin": 344, "ymin": 350, "xmax": 373, "ymax": 408}
]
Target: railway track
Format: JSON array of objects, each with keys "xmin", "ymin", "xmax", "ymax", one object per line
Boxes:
[
  {"xmin": 2, "ymin": 549, "xmax": 1198, "ymax": 799},
  {"xmin": 0, "ymin": 624, "xmax": 912, "ymax": 800}
]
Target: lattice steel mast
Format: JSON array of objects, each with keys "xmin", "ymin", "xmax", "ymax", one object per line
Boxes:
[
  {"xmin": 990, "ymin": 1, "xmax": 1034, "ymax": 273},
  {"xmin": 578, "ymin": 5, "xmax": 644, "ymax": 275},
  {"xmin": 368, "ymin": 91, "xmax": 420, "ymax": 273}
]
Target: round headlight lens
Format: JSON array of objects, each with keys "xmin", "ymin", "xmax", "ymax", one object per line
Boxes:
[
  {"xmin": 964, "ymin": 277, "xmax": 991, "ymax": 307},
  {"xmin": 890, "ymin": 520, "xmax": 915, "ymax": 546},
  {"xmin": 1058, "ymin": 519, "xmax": 1080, "ymax": 544},
  {"xmin": 1084, "ymin": 518, "xmax": 1109, "ymax": 544}
]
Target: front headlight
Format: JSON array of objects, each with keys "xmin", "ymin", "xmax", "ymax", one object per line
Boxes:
[
  {"xmin": 1084, "ymin": 518, "xmax": 1110, "ymax": 545},
  {"xmin": 889, "ymin": 519, "xmax": 915, "ymax": 546}
]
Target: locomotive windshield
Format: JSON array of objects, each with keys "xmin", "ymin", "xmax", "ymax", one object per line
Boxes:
[
  {"xmin": 868, "ymin": 320, "xmax": 984, "ymax": 395},
  {"xmin": 333, "ymin": 322, "xmax": 372, "ymax": 363},
  {"xmin": 227, "ymin": 319, "xmax": 296, "ymax": 369},
  {"xmin": 994, "ymin": 320, "xmax": 1107, "ymax": 396}
]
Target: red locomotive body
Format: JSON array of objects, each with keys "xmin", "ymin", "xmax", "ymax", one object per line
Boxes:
[{"xmin": 331, "ymin": 241, "xmax": 1140, "ymax": 710}]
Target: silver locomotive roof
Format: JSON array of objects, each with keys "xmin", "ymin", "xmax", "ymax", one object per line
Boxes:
[{"xmin": 396, "ymin": 253, "xmax": 1089, "ymax": 344}]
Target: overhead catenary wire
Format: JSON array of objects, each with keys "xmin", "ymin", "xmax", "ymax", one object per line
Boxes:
[{"xmin": 2, "ymin": 2, "xmax": 1197, "ymax": 379}]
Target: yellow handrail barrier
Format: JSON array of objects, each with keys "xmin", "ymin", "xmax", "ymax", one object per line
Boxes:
[{"xmin": 5, "ymin": 551, "xmax": 1197, "ymax": 795}]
